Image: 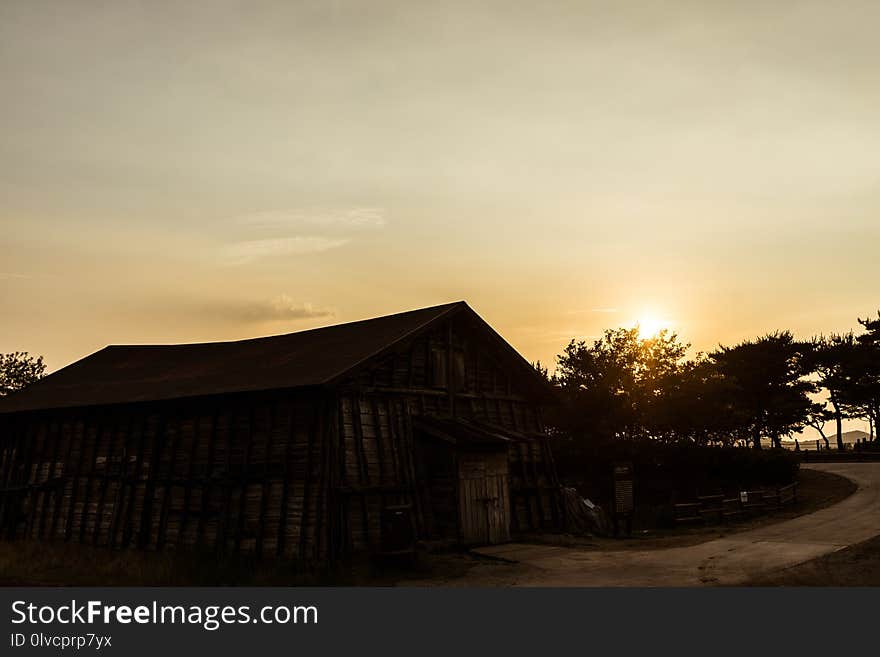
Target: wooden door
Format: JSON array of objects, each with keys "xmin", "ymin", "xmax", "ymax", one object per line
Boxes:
[{"xmin": 458, "ymin": 451, "xmax": 510, "ymax": 545}]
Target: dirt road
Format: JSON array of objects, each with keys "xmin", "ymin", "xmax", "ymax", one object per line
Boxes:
[{"xmin": 468, "ymin": 462, "xmax": 880, "ymax": 586}]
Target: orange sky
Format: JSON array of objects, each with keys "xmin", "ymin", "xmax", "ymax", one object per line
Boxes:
[{"xmin": 2, "ymin": 2, "xmax": 879, "ymax": 438}]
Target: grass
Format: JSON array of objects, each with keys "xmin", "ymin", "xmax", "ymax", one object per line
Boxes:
[
  {"xmin": 0, "ymin": 538, "xmax": 483, "ymax": 587},
  {"xmin": 0, "ymin": 542, "xmax": 328, "ymax": 586}
]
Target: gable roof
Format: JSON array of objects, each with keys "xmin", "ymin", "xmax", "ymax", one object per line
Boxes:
[{"xmin": 0, "ymin": 301, "xmax": 554, "ymax": 413}]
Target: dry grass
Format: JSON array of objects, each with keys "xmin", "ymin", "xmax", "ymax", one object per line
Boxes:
[
  {"xmin": 0, "ymin": 539, "xmax": 474, "ymax": 587},
  {"xmin": 0, "ymin": 542, "xmax": 332, "ymax": 587}
]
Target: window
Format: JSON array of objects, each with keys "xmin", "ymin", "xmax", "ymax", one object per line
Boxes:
[
  {"xmin": 431, "ymin": 348, "xmax": 447, "ymax": 388},
  {"xmin": 453, "ymin": 350, "xmax": 466, "ymax": 390}
]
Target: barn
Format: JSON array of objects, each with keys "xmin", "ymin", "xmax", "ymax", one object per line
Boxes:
[{"xmin": 0, "ymin": 301, "xmax": 562, "ymax": 564}]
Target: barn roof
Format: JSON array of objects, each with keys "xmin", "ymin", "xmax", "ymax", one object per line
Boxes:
[{"xmin": 0, "ymin": 301, "xmax": 553, "ymax": 413}]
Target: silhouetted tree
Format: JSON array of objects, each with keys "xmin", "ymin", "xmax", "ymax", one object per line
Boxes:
[
  {"xmin": 548, "ymin": 320, "xmax": 877, "ymax": 453},
  {"xmin": 848, "ymin": 312, "xmax": 880, "ymax": 442},
  {"xmin": 647, "ymin": 356, "xmax": 745, "ymax": 445},
  {"xmin": 532, "ymin": 360, "xmax": 550, "ymax": 381},
  {"xmin": 805, "ymin": 334, "xmax": 861, "ymax": 450},
  {"xmin": 554, "ymin": 328, "xmax": 640, "ymax": 443},
  {"xmin": 0, "ymin": 351, "xmax": 46, "ymax": 396},
  {"xmin": 553, "ymin": 327, "xmax": 689, "ymax": 443},
  {"xmin": 710, "ymin": 333, "xmax": 813, "ymax": 449},
  {"xmin": 805, "ymin": 401, "xmax": 833, "ymax": 450}
]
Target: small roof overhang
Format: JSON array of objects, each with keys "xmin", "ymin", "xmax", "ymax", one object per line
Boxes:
[{"xmin": 413, "ymin": 415, "xmax": 532, "ymax": 448}]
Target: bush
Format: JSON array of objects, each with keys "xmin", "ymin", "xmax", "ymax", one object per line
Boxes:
[{"xmin": 552, "ymin": 437, "xmax": 800, "ymax": 528}]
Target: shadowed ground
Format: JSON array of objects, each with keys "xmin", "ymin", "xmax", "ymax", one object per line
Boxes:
[
  {"xmin": 0, "ymin": 463, "xmax": 867, "ymax": 586},
  {"xmin": 454, "ymin": 463, "xmax": 880, "ymax": 586}
]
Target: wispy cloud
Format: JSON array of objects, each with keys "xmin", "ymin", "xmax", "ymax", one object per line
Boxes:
[
  {"xmin": 221, "ymin": 207, "xmax": 386, "ymax": 265},
  {"xmin": 206, "ymin": 296, "xmax": 336, "ymax": 323},
  {"xmin": 236, "ymin": 207, "xmax": 386, "ymax": 229},
  {"xmin": 221, "ymin": 237, "xmax": 348, "ymax": 265},
  {"xmin": 564, "ymin": 307, "xmax": 620, "ymax": 315},
  {"xmin": 0, "ymin": 272, "xmax": 32, "ymax": 280},
  {"xmin": 249, "ymin": 296, "xmax": 335, "ymax": 322}
]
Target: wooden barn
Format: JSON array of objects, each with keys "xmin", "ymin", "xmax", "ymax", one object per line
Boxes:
[{"xmin": 0, "ymin": 302, "xmax": 562, "ymax": 563}]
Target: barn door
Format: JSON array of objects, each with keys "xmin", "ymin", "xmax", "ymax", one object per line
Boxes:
[{"xmin": 458, "ymin": 451, "xmax": 510, "ymax": 545}]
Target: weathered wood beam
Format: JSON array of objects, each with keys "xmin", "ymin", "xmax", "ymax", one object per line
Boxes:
[
  {"xmin": 156, "ymin": 411, "xmax": 182, "ymax": 550},
  {"xmin": 108, "ymin": 414, "xmax": 135, "ymax": 548},
  {"xmin": 276, "ymin": 401, "xmax": 295, "ymax": 559},
  {"xmin": 298, "ymin": 403, "xmax": 316, "ymax": 561},
  {"xmin": 121, "ymin": 413, "xmax": 147, "ymax": 548},
  {"xmin": 92, "ymin": 414, "xmax": 119, "ymax": 545},
  {"xmin": 313, "ymin": 402, "xmax": 327, "ymax": 560},
  {"xmin": 196, "ymin": 407, "xmax": 220, "ymax": 552},
  {"xmin": 78, "ymin": 418, "xmax": 102, "ymax": 544},
  {"xmin": 49, "ymin": 419, "xmax": 74, "ymax": 540},
  {"xmin": 138, "ymin": 413, "xmax": 167, "ymax": 549},
  {"xmin": 233, "ymin": 406, "xmax": 255, "ymax": 555},
  {"xmin": 64, "ymin": 418, "xmax": 88, "ymax": 542},
  {"xmin": 256, "ymin": 403, "xmax": 274, "ymax": 559},
  {"xmin": 37, "ymin": 420, "xmax": 61, "ymax": 539},
  {"xmin": 177, "ymin": 411, "xmax": 201, "ymax": 548},
  {"xmin": 215, "ymin": 410, "xmax": 234, "ymax": 553}
]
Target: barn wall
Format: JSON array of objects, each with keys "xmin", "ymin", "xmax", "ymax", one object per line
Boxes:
[
  {"xmin": 333, "ymin": 393, "xmax": 420, "ymax": 554},
  {"xmin": 0, "ymin": 390, "xmax": 336, "ymax": 563},
  {"xmin": 0, "ymin": 312, "xmax": 562, "ymax": 562},
  {"xmin": 335, "ymin": 314, "xmax": 562, "ymax": 540}
]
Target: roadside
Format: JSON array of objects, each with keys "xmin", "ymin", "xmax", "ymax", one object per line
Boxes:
[
  {"xmin": 516, "ymin": 468, "xmax": 855, "ymax": 553},
  {"xmin": 400, "ymin": 462, "xmax": 879, "ymax": 586},
  {"xmin": 747, "ymin": 534, "xmax": 880, "ymax": 586},
  {"xmin": 390, "ymin": 465, "xmax": 858, "ymax": 586}
]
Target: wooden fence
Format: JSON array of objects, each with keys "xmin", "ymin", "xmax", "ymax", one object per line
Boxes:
[{"xmin": 673, "ymin": 481, "xmax": 798, "ymax": 526}]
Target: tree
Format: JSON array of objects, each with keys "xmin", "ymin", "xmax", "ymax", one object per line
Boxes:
[
  {"xmin": 553, "ymin": 327, "xmax": 690, "ymax": 443},
  {"xmin": 848, "ymin": 312, "xmax": 880, "ymax": 443},
  {"xmin": 647, "ymin": 355, "xmax": 745, "ymax": 446},
  {"xmin": 532, "ymin": 360, "xmax": 550, "ymax": 381},
  {"xmin": 805, "ymin": 401, "xmax": 833, "ymax": 450},
  {"xmin": 804, "ymin": 334, "xmax": 861, "ymax": 450},
  {"xmin": 553, "ymin": 328, "xmax": 641, "ymax": 443},
  {"xmin": 710, "ymin": 332, "xmax": 813, "ymax": 449},
  {"xmin": 0, "ymin": 351, "xmax": 46, "ymax": 396}
]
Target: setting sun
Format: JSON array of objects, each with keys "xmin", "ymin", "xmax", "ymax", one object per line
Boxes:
[{"xmin": 635, "ymin": 314, "xmax": 672, "ymax": 338}]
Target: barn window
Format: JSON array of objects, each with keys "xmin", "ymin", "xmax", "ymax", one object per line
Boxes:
[
  {"xmin": 453, "ymin": 350, "xmax": 466, "ymax": 390},
  {"xmin": 431, "ymin": 348, "xmax": 447, "ymax": 388}
]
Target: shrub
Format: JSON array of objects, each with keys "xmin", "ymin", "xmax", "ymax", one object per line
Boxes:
[{"xmin": 552, "ymin": 437, "xmax": 800, "ymax": 511}]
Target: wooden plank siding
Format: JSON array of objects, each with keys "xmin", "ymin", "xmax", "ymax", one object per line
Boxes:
[
  {"xmin": 0, "ymin": 312, "xmax": 561, "ymax": 563},
  {"xmin": 334, "ymin": 316, "xmax": 562, "ymax": 541},
  {"xmin": 0, "ymin": 391, "xmax": 335, "ymax": 564}
]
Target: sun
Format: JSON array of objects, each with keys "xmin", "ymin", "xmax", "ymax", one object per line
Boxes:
[{"xmin": 635, "ymin": 314, "xmax": 672, "ymax": 338}]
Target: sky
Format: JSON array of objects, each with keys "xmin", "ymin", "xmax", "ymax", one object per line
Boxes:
[{"xmin": 2, "ymin": 1, "xmax": 879, "ymax": 437}]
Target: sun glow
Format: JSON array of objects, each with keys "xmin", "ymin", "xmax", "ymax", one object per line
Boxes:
[{"xmin": 635, "ymin": 314, "xmax": 672, "ymax": 338}]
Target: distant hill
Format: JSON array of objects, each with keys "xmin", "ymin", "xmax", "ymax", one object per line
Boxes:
[{"xmin": 782, "ymin": 430, "xmax": 871, "ymax": 450}]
